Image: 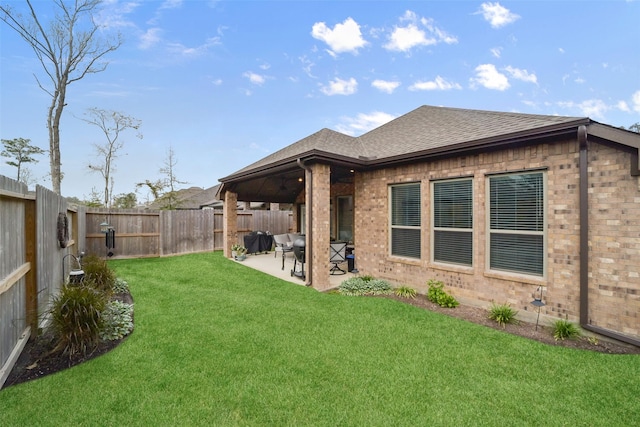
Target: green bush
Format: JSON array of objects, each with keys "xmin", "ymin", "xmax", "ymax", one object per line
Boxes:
[
  {"xmin": 49, "ymin": 284, "xmax": 107, "ymax": 356},
  {"xmin": 394, "ymin": 286, "xmax": 417, "ymax": 299},
  {"xmin": 113, "ymin": 278, "xmax": 130, "ymax": 294},
  {"xmin": 552, "ymin": 319, "xmax": 581, "ymax": 341},
  {"xmin": 338, "ymin": 276, "xmax": 392, "ymax": 296},
  {"xmin": 82, "ymin": 254, "xmax": 116, "ymax": 294},
  {"xmin": 488, "ymin": 303, "xmax": 518, "ymax": 327},
  {"xmin": 426, "ymin": 279, "xmax": 459, "ymax": 308},
  {"xmin": 100, "ymin": 300, "xmax": 134, "ymax": 341}
]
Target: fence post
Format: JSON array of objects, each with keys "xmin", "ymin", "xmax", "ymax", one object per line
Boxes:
[{"xmin": 24, "ymin": 198, "xmax": 38, "ymax": 339}]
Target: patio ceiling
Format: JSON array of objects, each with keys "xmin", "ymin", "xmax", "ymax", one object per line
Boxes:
[{"xmin": 222, "ymin": 163, "xmax": 356, "ymax": 204}]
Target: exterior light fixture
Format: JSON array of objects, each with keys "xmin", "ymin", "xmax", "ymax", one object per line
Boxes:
[{"xmin": 530, "ymin": 286, "xmax": 546, "ymax": 331}]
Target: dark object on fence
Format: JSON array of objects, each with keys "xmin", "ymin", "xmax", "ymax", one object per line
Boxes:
[
  {"xmin": 57, "ymin": 213, "xmax": 69, "ymax": 248},
  {"xmin": 291, "ymin": 236, "xmax": 305, "ymax": 280},
  {"xmin": 243, "ymin": 231, "xmax": 273, "ymax": 254}
]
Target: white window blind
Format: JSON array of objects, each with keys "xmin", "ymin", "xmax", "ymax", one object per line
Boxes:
[
  {"xmin": 489, "ymin": 172, "xmax": 545, "ymax": 276},
  {"xmin": 390, "ymin": 183, "xmax": 421, "ymax": 258},
  {"xmin": 433, "ymin": 179, "xmax": 473, "ymax": 266}
]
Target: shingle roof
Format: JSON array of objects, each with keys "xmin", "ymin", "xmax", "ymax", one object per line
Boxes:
[
  {"xmin": 221, "ymin": 105, "xmax": 589, "ymax": 181},
  {"xmin": 357, "ymin": 105, "xmax": 587, "ymax": 160},
  {"xmin": 230, "ymin": 128, "xmax": 360, "ymax": 177}
]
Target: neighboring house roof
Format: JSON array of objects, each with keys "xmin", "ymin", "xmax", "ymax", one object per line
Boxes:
[
  {"xmin": 147, "ymin": 186, "xmax": 220, "ymax": 210},
  {"xmin": 219, "ymin": 105, "xmax": 640, "ymax": 202}
]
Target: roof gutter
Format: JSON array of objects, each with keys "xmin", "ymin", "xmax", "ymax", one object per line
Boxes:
[
  {"xmin": 297, "ymin": 158, "xmax": 313, "ymax": 286},
  {"xmin": 578, "ymin": 125, "xmax": 640, "ymax": 347}
]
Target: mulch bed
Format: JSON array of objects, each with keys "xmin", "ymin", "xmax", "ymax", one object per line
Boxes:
[
  {"xmin": 2, "ymin": 292, "xmax": 134, "ymax": 389},
  {"xmin": 380, "ymin": 293, "xmax": 640, "ymax": 355}
]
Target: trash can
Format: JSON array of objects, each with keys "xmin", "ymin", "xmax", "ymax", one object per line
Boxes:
[{"xmin": 346, "ymin": 254, "xmax": 355, "ymax": 272}]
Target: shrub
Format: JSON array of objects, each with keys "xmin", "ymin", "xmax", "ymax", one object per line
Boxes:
[
  {"xmin": 553, "ymin": 319, "xmax": 581, "ymax": 341},
  {"xmin": 394, "ymin": 286, "xmax": 417, "ymax": 299},
  {"xmin": 338, "ymin": 276, "xmax": 392, "ymax": 296},
  {"xmin": 100, "ymin": 300, "xmax": 134, "ymax": 341},
  {"xmin": 82, "ymin": 254, "xmax": 116, "ymax": 294},
  {"xmin": 488, "ymin": 303, "xmax": 518, "ymax": 327},
  {"xmin": 426, "ymin": 279, "xmax": 459, "ymax": 308},
  {"xmin": 113, "ymin": 278, "xmax": 130, "ymax": 294},
  {"xmin": 49, "ymin": 284, "xmax": 107, "ymax": 357}
]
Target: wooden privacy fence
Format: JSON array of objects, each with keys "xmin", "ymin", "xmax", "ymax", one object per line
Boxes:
[
  {"xmin": 1, "ymin": 176, "xmax": 83, "ymax": 388},
  {"xmin": 1, "ymin": 173, "xmax": 293, "ymax": 388},
  {"xmin": 85, "ymin": 208, "xmax": 293, "ymax": 258}
]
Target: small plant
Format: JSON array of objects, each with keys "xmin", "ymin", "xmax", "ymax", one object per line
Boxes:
[
  {"xmin": 587, "ymin": 336, "xmax": 599, "ymax": 346},
  {"xmin": 426, "ymin": 279, "xmax": 459, "ymax": 308},
  {"xmin": 100, "ymin": 300, "xmax": 134, "ymax": 341},
  {"xmin": 113, "ymin": 278, "xmax": 130, "ymax": 294},
  {"xmin": 488, "ymin": 303, "xmax": 519, "ymax": 327},
  {"xmin": 49, "ymin": 284, "xmax": 107, "ymax": 357},
  {"xmin": 338, "ymin": 276, "xmax": 392, "ymax": 296},
  {"xmin": 553, "ymin": 319, "xmax": 581, "ymax": 341},
  {"xmin": 82, "ymin": 254, "xmax": 116, "ymax": 294},
  {"xmin": 394, "ymin": 286, "xmax": 417, "ymax": 299}
]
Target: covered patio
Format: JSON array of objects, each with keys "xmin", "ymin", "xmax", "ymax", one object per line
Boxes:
[
  {"xmin": 219, "ymin": 128, "xmax": 359, "ymax": 291},
  {"xmin": 233, "ymin": 250, "xmax": 357, "ymax": 289}
]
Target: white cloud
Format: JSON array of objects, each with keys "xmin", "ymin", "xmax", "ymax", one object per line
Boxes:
[
  {"xmin": 160, "ymin": 0, "xmax": 183, "ymax": 9},
  {"xmin": 470, "ymin": 64, "xmax": 510, "ymax": 91},
  {"xmin": 558, "ymin": 47, "xmax": 565, "ymax": 54},
  {"xmin": 372, "ymin": 79, "xmax": 401, "ymax": 94},
  {"xmin": 477, "ymin": 2, "xmax": 520, "ymax": 29},
  {"xmin": 311, "ymin": 17, "xmax": 367, "ymax": 55},
  {"xmin": 335, "ymin": 111, "xmax": 397, "ymax": 136},
  {"xmin": 320, "ymin": 77, "xmax": 358, "ymax": 96},
  {"xmin": 504, "ymin": 66, "xmax": 537, "ymax": 84},
  {"xmin": 384, "ymin": 10, "xmax": 457, "ymax": 52},
  {"xmin": 558, "ymin": 99, "xmax": 609, "ymax": 118},
  {"xmin": 243, "ymin": 71, "xmax": 267, "ymax": 85},
  {"xmin": 632, "ymin": 90, "xmax": 640, "ymax": 113},
  {"xmin": 94, "ymin": 1, "xmax": 140, "ymax": 29},
  {"xmin": 139, "ymin": 28, "xmax": 162, "ymax": 50},
  {"xmin": 490, "ymin": 47, "xmax": 502, "ymax": 58},
  {"xmin": 409, "ymin": 76, "xmax": 462, "ymax": 91},
  {"xmin": 166, "ymin": 36, "xmax": 221, "ymax": 57},
  {"xmin": 617, "ymin": 101, "xmax": 630, "ymax": 112}
]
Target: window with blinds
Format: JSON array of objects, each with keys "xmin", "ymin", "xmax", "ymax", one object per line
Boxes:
[
  {"xmin": 390, "ymin": 183, "xmax": 421, "ymax": 258},
  {"xmin": 432, "ymin": 178, "xmax": 473, "ymax": 266},
  {"xmin": 488, "ymin": 172, "xmax": 545, "ymax": 276}
]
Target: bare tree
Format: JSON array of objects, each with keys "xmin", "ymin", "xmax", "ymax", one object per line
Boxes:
[
  {"xmin": 156, "ymin": 146, "xmax": 188, "ymax": 210},
  {"xmin": 0, "ymin": 0, "xmax": 122, "ymax": 194},
  {"xmin": 81, "ymin": 108, "xmax": 141, "ymax": 207},
  {"xmin": 1, "ymin": 137, "xmax": 45, "ymax": 183}
]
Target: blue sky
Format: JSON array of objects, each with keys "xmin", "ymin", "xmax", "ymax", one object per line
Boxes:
[{"xmin": 1, "ymin": 0, "xmax": 639, "ymax": 201}]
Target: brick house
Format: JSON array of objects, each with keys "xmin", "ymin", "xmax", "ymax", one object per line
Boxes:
[{"xmin": 219, "ymin": 105, "xmax": 640, "ymax": 345}]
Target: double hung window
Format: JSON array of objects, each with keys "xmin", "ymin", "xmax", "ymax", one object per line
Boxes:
[
  {"xmin": 432, "ymin": 179, "xmax": 473, "ymax": 266},
  {"xmin": 488, "ymin": 172, "xmax": 545, "ymax": 276},
  {"xmin": 390, "ymin": 183, "xmax": 421, "ymax": 258}
]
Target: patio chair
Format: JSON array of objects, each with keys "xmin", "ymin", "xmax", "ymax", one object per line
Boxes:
[
  {"xmin": 329, "ymin": 242, "xmax": 347, "ymax": 275},
  {"xmin": 273, "ymin": 233, "xmax": 293, "ymax": 270}
]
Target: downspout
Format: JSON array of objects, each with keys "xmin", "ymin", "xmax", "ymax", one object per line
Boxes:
[
  {"xmin": 297, "ymin": 158, "xmax": 313, "ymax": 286},
  {"xmin": 578, "ymin": 125, "xmax": 640, "ymax": 347}
]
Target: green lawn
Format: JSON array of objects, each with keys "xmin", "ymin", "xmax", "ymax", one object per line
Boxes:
[{"xmin": 1, "ymin": 252, "xmax": 639, "ymax": 426}]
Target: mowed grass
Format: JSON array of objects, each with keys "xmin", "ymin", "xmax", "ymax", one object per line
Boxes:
[{"xmin": 1, "ymin": 252, "xmax": 639, "ymax": 426}]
